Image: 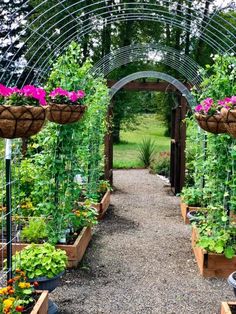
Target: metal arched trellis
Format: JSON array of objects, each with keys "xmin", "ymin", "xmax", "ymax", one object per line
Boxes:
[
  {"xmin": 0, "ymin": 0, "xmax": 236, "ymax": 87},
  {"xmin": 0, "ymin": 0, "xmax": 236, "ymax": 287},
  {"xmin": 104, "ymin": 71, "xmax": 190, "ymax": 193},
  {"xmin": 109, "ymin": 70, "xmax": 196, "ymax": 107},
  {"xmin": 91, "ymin": 43, "xmax": 204, "ymax": 88}
]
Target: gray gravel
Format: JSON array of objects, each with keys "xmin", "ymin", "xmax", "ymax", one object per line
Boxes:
[{"xmin": 52, "ymin": 169, "xmax": 234, "ymax": 314}]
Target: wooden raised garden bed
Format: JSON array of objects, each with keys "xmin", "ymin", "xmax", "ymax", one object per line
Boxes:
[
  {"xmin": 221, "ymin": 302, "xmax": 236, "ymax": 314},
  {"xmin": 180, "ymin": 200, "xmax": 202, "ymax": 224},
  {"xmin": 57, "ymin": 226, "xmax": 92, "ymax": 268},
  {"xmin": 2, "ymin": 227, "xmax": 91, "ymax": 268},
  {"xmin": 31, "ymin": 291, "xmax": 49, "ymax": 314},
  {"xmin": 92, "ymin": 190, "xmax": 111, "ymax": 220},
  {"xmin": 192, "ymin": 228, "xmax": 236, "ymax": 278}
]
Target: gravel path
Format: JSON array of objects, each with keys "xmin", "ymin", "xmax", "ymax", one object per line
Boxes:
[{"xmin": 52, "ymin": 169, "xmax": 234, "ymax": 314}]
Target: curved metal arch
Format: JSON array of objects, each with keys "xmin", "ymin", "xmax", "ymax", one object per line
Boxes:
[
  {"xmin": 109, "ymin": 71, "xmax": 196, "ymax": 109},
  {"xmin": 1, "ymin": 0, "xmax": 236, "ymax": 86},
  {"xmin": 90, "ymin": 43, "xmax": 203, "ymax": 88}
]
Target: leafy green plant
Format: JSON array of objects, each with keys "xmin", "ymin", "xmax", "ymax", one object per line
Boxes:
[
  {"xmin": 70, "ymin": 202, "xmax": 98, "ymax": 229},
  {"xmin": 193, "ymin": 54, "xmax": 236, "ymax": 102},
  {"xmin": 14, "ymin": 42, "xmax": 109, "ymax": 243},
  {"xmin": 21, "ymin": 217, "xmax": 48, "ymax": 243},
  {"xmin": 195, "ymin": 206, "xmax": 236, "ymax": 259},
  {"xmin": 138, "ymin": 138, "xmax": 156, "ymax": 168},
  {"xmin": 181, "ymin": 186, "xmax": 203, "ymax": 206},
  {"xmin": 12, "ymin": 243, "xmax": 67, "ymax": 279},
  {"xmin": 150, "ymin": 151, "xmax": 170, "ymax": 177}
]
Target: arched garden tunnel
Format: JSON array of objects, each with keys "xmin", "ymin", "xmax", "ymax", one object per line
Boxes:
[
  {"xmin": 0, "ymin": 1, "xmax": 236, "ymax": 313},
  {"xmin": 104, "ymin": 70, "xmax": 195, "ymax": 194}
]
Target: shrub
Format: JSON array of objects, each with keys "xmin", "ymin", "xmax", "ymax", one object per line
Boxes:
[
  {"xmin": 151, "ymin": 152, "xmax": 170, "ymax": 178},
  {"xmin": 138, "ymin": 138, "xmax": 156, "ymax": 168},
  {"xmin": 181, "ymin": 186, "xmax": 203, "ymax": 206}
]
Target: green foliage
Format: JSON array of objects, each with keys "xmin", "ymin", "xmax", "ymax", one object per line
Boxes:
[
  {"xmin": 196, "ymin": 206, "xmax": 236, "ymax": 259},
  {"xmin": 150, "ymin": 152, "xmax": 170, "ymax": 178},
  {"xmin": 14, "ymin": 42, "xmax": 109, "ymax": 243},
  {"xmin": 71, "ymin": 202, "xmax": 98, "ymax": 230},
  {"xmin": 181, "ymin": 186, "xmax": 203, "ymax": 207},
  {"xmin": 194, "ymin": 54, "xmax": 236, "ymax": 102},
  {"xmin": 185, "ymin": 56, "xmax": 236, "ymax": 209},
  {"xmin": 138, "ymin": 138, "xmax": 156, "ymax": 168},
  {"xmin": 21, "ymin": 218, "xmax": 48, "ymax": 243},
  {"xmin": 12, "ymin": 243, "xmax": 67, "ymax": 279}
]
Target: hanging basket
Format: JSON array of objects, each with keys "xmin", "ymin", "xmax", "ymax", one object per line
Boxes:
[
  {"xmin": 0, "ymin": 105, "xmax": 46, "ymax": 139},
  {"xmin": 194, "ymin": 113, "xmax": 227, "ymax": 134},
  {"xmin": 46, "ymin": 103, "xmax": 86, "ymax": 124},
  {"xmin": 221, "ymin": 108, "xmax": 236, "ymax": 138}
]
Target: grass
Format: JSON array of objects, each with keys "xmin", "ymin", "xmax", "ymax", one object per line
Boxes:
[{"xmin": 113, "ymin": 114, "xmax": 170, "ymax": 169}]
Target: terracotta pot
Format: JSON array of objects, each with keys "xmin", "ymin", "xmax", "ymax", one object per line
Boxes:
[
  {"xmin": 47, "ymin": 103, "xmax": 86, "ymax": 124},
  {"xmin": 0, "ymin": 105, "xmax": 46, "ymax": 139},
  {"xmin": 194, "ymin": 113, "xmax": 227, "ymax": 134}
]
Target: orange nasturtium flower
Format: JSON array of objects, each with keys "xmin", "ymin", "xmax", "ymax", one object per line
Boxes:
[
  {"xmin": 33, "ymin": 281, "xmax": 39, "ymax": 288},
  {"xmin": 15, "ymin": 305, "xmax": 24, "ymax": 312},
  {"xmin": 7, "ymin": 279, "xmax": 14, "ymax": 285}
]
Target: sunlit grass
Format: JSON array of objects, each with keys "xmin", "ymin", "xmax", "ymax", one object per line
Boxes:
[{"xmin": 113, "ymin": 114, "xmax": 170, "ymax": 169}]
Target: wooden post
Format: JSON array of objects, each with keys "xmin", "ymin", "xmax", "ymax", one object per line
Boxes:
[
  {"xmin": 104, "ymin": 101, "xmax": 113, "ymax": 185},
  {"xmin": 179, "ymin": 96, "xmax": 187, "ymax": 191},
  {"xmin": 170, "ymin": 96, "xmax": 187, "ymax": 194}
]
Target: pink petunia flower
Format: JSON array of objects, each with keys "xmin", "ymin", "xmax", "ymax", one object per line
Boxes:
[
  {"xmin": 0, "ymin": 84, "xmax": 14, "ymax": 97},
  {"xmin": 68, "ymin": 91, "xmax": 78, "ymax": 103},
  {"xmin": 231, "ymin": 96, "xmax": 236, "ymax": 104},
  {"xmin": 77, "ymin": 90, "xmax": 85, "ymax": 99},
  {"xmin": 194, "ymin": 104, "xmax": 203, "ymax": 112},
  {"xmin": 203, "ymin": 98, "xmax": 214, "ymax": 106}
]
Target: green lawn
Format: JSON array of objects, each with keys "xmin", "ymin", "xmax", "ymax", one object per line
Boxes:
[{"xmin": 113, "ymin": 114, "xmax": 170, "ymax": 169}]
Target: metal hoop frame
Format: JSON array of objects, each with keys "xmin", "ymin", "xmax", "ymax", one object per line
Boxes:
[
  {"xmin": 0, "ymin": 0, "xmax": 235, "ymax": 86},
  {"xmin": 109, "ymin": 71, "xmax": 196, "ymax": 107}
]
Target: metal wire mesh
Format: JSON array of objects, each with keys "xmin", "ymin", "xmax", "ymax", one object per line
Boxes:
[
  {"xmin": 0, "ymin": 0, "xmax": 236, "ymax": 86},
  {"xmin": 0, "ymin": 0, "xmax": 236, "ymax": 285}
]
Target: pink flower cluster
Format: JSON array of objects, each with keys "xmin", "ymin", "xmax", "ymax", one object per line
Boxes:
[
  {"xmin": 49, "ymin": 88, "xmax": 85, "ymax": 103},
  {"xmin": 195, "ymin": 98, "xmax": 214, "ymax": 114},
  {"xmin": 0, "ymin": 84, "xmax": 20, "ymax": 97},
  {"xmin": 21, "ymin": 85, "xmax": 47, "ymax": 106},
  {"xmin": 218, "ymin": 96, "xmax": 236, "ymax": 109},
  {"xmin": 195, "ymin": 96, "xmax": 236, "ymax": 115},
  {"xmin": 0, "ymin": 84, "xmax": 47, "ymax": 106}
]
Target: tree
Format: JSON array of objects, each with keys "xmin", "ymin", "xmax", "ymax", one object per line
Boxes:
[{"xmin": 0, "ymin": 0, "xmax": 30, "ymax": 85}]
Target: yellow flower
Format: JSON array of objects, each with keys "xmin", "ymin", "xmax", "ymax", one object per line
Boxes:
[
  {"xmin": 82, "ymin": 212, "xmax": 88, "ymax": 217},
  {"xmin": 18, "ymin": 282, "xmax": 30, "ymax": 289},
  {"xmin": 3, "ymin": 297, "xmax": 15, "ymax": 309},
  {"xmin": 0, "ymin": 287, "xmax": 8, "ymax": 295}
]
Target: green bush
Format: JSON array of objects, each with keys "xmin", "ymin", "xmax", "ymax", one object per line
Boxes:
[
  {"xmin": 151, "ymin": 152, "xmax": 170, "ymax": 178},
  {"xmin": 181, "ymin": 186, "xmax": 203, "ymax": 206}
]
